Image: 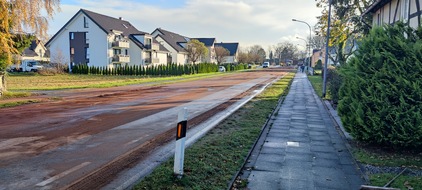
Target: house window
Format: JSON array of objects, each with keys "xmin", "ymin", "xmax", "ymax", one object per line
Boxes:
[
  {"xmin": 125, "ymin": 49, "xmax": 128, "ymax": 55},
  {"xmin": 402, "ymin": 0, "xmax": 409, "ymax": 22},
  {"xmin": 86, "ymin": 47, "xmax": 90, "ymax": 59},
  {"xmin": 84, "ymin": 17, "xmax": 89, "ymax": 28},
  {"xmin": 114, "ymin": 49, "xmax": 121, "ymax": 55},
  {"xmin": 70, "ymin": 47, "xmax": 75, "ymax": 55},
  {"xmin": 70, "ymin": 32, "xmax": 74, "ymax": 40}
]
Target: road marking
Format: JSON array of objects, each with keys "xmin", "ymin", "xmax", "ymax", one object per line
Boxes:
[{"xmin": 36, "ymin": 162, "xmax": 91, "ymax": 187}]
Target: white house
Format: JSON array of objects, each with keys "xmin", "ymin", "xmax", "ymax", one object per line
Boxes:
[
  {"xmin": 192, "ymin": 38, "xmax": 217, "ymax": 63},
  {"xmin": 151, "ymin": 28, "xmax": 189, "ymax": 65},
  {"xmin": 46, "ymin": 9, "xmax": 169, "ymax": 71},
  {"xmin": 363, "ymin": 0, "xmax": 419, "ymax": 28},
  {"xmin": 214, "ymin": 42, "xmax": 239, "ymax": 63},
  {"xmin": 19, "ymin": 39, "xmax": 50, "ymax": 62}
]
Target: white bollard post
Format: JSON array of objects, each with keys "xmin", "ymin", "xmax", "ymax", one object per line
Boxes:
[{"xmin": 174, "ymin": 108, "xmax": 188, "ymax": 177}]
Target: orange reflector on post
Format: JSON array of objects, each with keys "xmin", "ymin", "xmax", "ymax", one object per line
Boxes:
[{"xmin": 176, "ymin": 121, "xmax": 187, "ymax": 140}]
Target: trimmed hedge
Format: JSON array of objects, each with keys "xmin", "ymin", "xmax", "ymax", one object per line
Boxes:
[
  {"xmin": 72, "ymin": 63, "xmax": 248, "ymax": 76},
  {"xmin": 337, "ymin": 22, "xmax": 422, "ymax": 149}
]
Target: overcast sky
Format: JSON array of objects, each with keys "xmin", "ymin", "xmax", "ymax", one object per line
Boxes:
[{"xmin": 48, "ymin": 0, "xmax": 322, "ymax": 51}]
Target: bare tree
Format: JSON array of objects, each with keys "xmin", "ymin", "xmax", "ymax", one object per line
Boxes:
[
  {"xmin": 186, "ymin": 39, "xmax": 208, "ymax": 64},
  {"xmin": 309, "ymin": 35, "xmax": 325, "ymax": 50},
  {"xmin": 249, "ymin": 45, "xmax": 266, "ymax": 64},
  {"xmin": 237, "ymin": 51, "xmax": 250, "ymax": 64},
  {"xmin": 273, "ymin": 42, "xmax": 298, "ymax": 65},
  {"xmin": 214, "ymin": 46, "xmax": 230, "ymax": 64}
]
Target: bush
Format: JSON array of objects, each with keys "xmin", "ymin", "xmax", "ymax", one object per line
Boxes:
[
  {"xmin": 38, "ymin": 62, "xmax": 69, "ymax": 75},
  {"xmin": 337, "ymin": 22, "xmax": 422, "ymax": 149},
  {"xmin": 326, "ymin": 67, "xmax": 342, "ymax": 104},
  {"xmin": 314, "ymin": 59, "xmax": 322, "ymax": 70}
]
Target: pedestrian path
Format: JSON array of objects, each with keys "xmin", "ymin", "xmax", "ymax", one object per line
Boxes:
[{"xmin": 246, "ymin": 72, "xmax": 365, "ymax": 189}]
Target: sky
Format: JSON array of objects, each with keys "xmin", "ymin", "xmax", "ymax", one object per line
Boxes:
[{"xmin": 48, "ymin": 0, "xmax": 322, "ymax": 52}]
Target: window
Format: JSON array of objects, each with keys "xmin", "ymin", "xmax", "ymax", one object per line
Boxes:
[
  {"xmin": 70, "ymin": 32, "xmax": 74, "ymax": 40},
  {"xmin": 84, "ymin": 17, "xmax": 89, "ymax": 28},
  {"xmin": 86, "ymin": 47, "xmax": 90, "ymax": 59},
  {"xmin": 70, "ymin": 48, "xmax": 75, "ymax": 55},
  {"xmin": 85, "ymin": 33, "xmax": 89, "ymax": 44},
  {"xmin": 402, "ymin": 0, "xmax": 409, "ymax": 22},
  {"xmin": 125, "ymin": 49, "xmax": 128, "ymax": 55},
  {"xmin": 114, "ymin": 49, "xmax": 121, "ymax": 55}
]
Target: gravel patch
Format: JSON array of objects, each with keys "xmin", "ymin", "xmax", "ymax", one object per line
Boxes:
[{"xmin": 362, "ymin": 164, "xmax": 422, "ymax": 177}]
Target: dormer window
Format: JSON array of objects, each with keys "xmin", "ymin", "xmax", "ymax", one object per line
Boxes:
[{"xmin": 84, "ymin": 17, "xmax": 89, "ymax": 28}]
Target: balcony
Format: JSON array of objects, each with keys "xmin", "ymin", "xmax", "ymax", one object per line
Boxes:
[
  {"xmin": 112, "ymin": 54, "xmax": 130, "ymax": 63},
  {"xmin": 112, "ymin": 40, "xmax": 130, "ymax": 49},
  {"xmin": 144, "ymin": 43, "xmax": 160, "ymax": 51}
]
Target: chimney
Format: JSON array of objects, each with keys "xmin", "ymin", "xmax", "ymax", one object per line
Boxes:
[{"xmin": 119, "ymin": 17, "xmax": 123, "ymax": 20}]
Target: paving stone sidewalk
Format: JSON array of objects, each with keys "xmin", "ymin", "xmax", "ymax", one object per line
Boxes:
[{"xmin": 246, "ymin": 72, "xmax": 365, "ymax": 190}]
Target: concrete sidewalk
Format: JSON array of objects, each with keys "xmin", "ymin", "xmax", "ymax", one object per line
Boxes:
[{"xmin": 245, "ymin": 72, "xmax": 365, "ymax": 189}]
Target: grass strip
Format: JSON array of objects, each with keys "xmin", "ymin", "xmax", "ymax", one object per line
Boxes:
[
  {"xmin": 133, "ymin": 72, "xmax": 295, "ymax": 190},
  {"xmin": 307, "ymin": 72, "xmax": 325, "ymax": 98},
  {"xmin": 369, "ymin": 174, "xmax": 422, "ymax": 190},
  {"xmin": 353, "ymin": 149, "xmax": 422, "ymax": 169},
  {"xmin": 6, "ymin": 72, "xmax": 230, "ymax": 91},
  {"xmin": 0, "ymin": 91, "xmax": 32, "ymax": 99},
  {"xmin": 0, "ymin": 100, "xmax": 40, "ymax": 108}
]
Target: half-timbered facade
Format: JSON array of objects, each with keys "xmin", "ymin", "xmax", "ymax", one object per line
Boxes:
[{"xmin": 363, "ymin": 0, "xmax": 422, "ymax": 28}]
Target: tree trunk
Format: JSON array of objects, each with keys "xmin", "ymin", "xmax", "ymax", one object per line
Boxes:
[{"xmin": 0, "ymin": 72, "xmax": 5, "ymax": 97}]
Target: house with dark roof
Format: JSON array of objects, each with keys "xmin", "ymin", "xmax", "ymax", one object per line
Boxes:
[
  {"xmin": 151, "ymin": 28, "xmax": 189, "ymax": 64},
  {"xmin": 362, "ymin": 0, "xmax": 419, "ymax": 28},
  {"xmin": 214, "ymin": 42, "xmax": 239, "ymax": 63},
  {"xmin": 46, "ymin": 9, "xmax": 169, "ymax": 71},
  {"xmin": 20, "ymin": 39, "xmax": 50, "ymax": 62},
  {"xmin": 192, "ymin": 38, "xmax": 217, "ymax": 63}
]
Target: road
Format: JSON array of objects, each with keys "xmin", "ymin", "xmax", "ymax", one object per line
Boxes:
[{"xmin": 0, "ymin": 68, "xmax": 289, "ymax": 189}]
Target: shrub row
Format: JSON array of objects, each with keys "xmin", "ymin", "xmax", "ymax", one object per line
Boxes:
[{"xmin": 72, "ymin": 63, "xmax": 248, "ymax": 76}]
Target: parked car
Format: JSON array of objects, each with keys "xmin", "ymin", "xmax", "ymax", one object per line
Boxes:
[
  {"xmin": 218, "ymin": 66, "xmax": 226, "ymax": 72},
  {"xmin": 262, "ymin": 62, "xmax": 270, "ymax": 68},
  {"xmin": 9, "ymin": 60, "xmax": 44, "ymax": 72},
  {"xmin": 248, "ymin": 64, "xmax": 252, "ymax": 69}
]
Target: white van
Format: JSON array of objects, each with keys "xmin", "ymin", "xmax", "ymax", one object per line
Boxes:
[
  {"xmin": 262, "ymin": 62, "xmax": 270, "ymax": 68},
  {"xmin": 9, "ymin": 60, "xmax": 44, "ymax": 72}
]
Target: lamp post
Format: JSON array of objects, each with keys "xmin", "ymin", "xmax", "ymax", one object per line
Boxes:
[
  {"xmin": 296, "ymin": 37, "xmax": 309, "ymax": 69},
  {"xmin": 322, "ymin": 0, "xmax": 332, "ymax": 98},
  {"xmin": 292, "ymin": 19, "xmax": 312, "ymax": 70}
]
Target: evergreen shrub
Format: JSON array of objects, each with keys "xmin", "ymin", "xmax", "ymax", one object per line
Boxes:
[{"xmin": 337, "ymin": 22, "xmax": 422, "ymax": 149}]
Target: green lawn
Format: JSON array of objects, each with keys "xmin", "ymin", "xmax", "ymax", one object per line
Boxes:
[
  {"xmin": 133, "ymin": 72, "xmax": 295, "ymax": 190},
  {"xmin": 6, "ymin": 72, "xmax": 228, "ymax": 91},
  {"xmin": 307, "ymin": 70, "xmax": 328, "ymax": 99},
  {"xmin": 370, "ymin": 174, "xmax": 422, "ymax": 190}
]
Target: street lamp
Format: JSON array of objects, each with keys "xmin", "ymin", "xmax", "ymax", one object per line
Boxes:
[
  {"xmin": 296, "ymin": 37, "xmax": 309, "ymax": 68},
  {"xmin": 322, "ymin": 0, "xmax": 332, "ymax": 98},
  {"xmin": 292, "ymin": 19, "xmax": 312, "ymax": 70}
]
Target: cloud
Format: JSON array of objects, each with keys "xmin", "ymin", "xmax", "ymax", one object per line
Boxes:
[{"xmin": 48, "ymin": 0, "xmax": 322, "ymax": 50}]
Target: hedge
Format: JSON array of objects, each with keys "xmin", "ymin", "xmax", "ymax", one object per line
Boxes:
[{"xmin": 72, "ymin": 63, "xmax": 248, "ymax": 76}]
